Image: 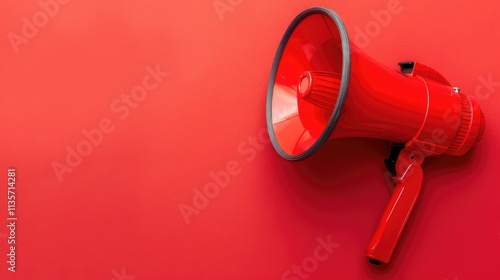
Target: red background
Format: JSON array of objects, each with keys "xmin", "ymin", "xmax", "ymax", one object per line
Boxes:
[{"xmin": 1, "ymin": 0, "xmax": 499, "ymax": 279}]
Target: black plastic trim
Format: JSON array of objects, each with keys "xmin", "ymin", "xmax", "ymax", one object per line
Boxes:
[{"xmin": 398, "ymin": 61, "xmax": 415, "ymax": 74}]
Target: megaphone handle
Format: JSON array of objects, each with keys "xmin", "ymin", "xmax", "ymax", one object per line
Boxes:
[{"xmin": 365, "ymin": 150, "xmax": 424, "ymax": 264}]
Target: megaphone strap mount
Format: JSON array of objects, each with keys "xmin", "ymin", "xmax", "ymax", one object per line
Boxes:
[{"xmin": 398, "ymin": 61, "xmax": 451, "ymax": 86}]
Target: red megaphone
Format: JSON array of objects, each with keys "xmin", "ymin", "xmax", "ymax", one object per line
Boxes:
[{"xmin": 266, "ymin": 7, "xmax": 485, "ymax": 264}]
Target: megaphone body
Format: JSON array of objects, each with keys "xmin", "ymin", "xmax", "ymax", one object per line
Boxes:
[{"xmin": 267, "ymin": 7, "xmax": 485, "ymax": 264}]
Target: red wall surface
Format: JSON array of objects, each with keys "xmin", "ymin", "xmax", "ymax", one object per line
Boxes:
[{"xmin": 1, "ymin": 0, "xmax": 499, "ymax": 279}]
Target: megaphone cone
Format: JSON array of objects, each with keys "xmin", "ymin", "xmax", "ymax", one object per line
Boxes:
[{"xmin": 266, "ymin": 7, "xmax": 485, "ymax": 264}]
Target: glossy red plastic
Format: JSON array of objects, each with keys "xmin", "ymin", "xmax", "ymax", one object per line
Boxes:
[{"xmin": 267, "ymin": 7, "xmax": 485, "ymax": 264}]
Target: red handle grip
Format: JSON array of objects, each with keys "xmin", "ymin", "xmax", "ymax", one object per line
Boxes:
[{"xmin": 365, "ymin": 159, "xmax": 423, "ymax": 263}]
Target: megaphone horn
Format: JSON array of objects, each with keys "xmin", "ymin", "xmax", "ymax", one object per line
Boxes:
[{"xmin": 266, "ymin": 6, "xmax": 485, "ymax": 264}]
